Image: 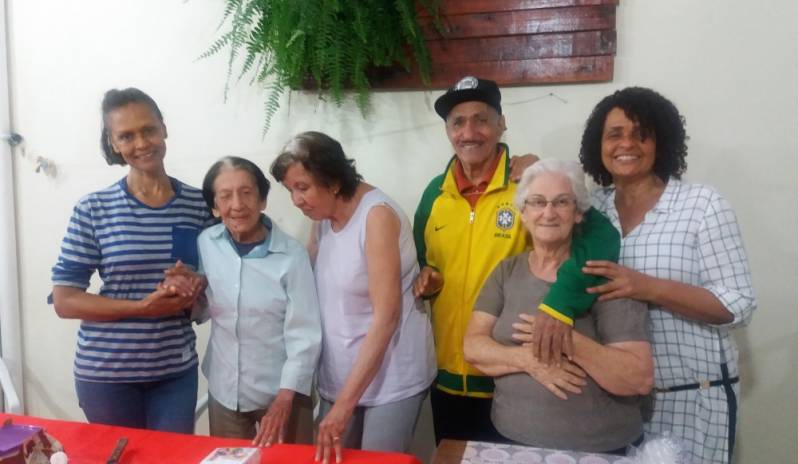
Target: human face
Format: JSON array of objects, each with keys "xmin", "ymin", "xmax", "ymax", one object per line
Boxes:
[
  {"xmin": 106, "ymin": 102, "xmax": 167, "ymax": 173},
  {"xmin": 445, "ymin": 101, "xmax": 506, "ymax": 170},
  {"xmin": 521, "ymin": 172, "xmax": 583, "ymax": 248},
  {"xmin": 212, "ymin": 168, "xmax": 267, "ymax": 243},
  {"xmin": 600, "ymin": 107, "xmax": 657, "ymax": 183},
  {"xmin": 280, "ymin": 163, "xmax": 338, "ymax": 221}
]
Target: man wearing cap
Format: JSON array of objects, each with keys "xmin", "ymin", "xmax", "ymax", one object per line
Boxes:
[{"xmin": 413, "ymin": 76, "xmax": 620, "ymax": 442}]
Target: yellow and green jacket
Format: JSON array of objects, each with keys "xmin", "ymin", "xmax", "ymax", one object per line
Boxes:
[{"xmin": 413, "ymin": 145, "xmax": 620, "ymax": 397}]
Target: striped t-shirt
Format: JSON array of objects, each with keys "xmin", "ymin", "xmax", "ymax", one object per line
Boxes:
[{"xmin": 51, "ymin": 177, "xmax": 211, "ymax": 383}]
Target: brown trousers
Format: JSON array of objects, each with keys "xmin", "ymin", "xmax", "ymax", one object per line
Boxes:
[{"xmin": 208, "ymin": 392, "xmax": 315, "ymax": 444}]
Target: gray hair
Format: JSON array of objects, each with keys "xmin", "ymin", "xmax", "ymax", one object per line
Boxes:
[{"xmin": 514, "ymin": 158, "xmax": 591, "ymax": 212}]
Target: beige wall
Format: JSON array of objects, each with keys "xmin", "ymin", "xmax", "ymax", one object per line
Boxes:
[{"xmin": 6, "ymin": 1, "xmax": 797, "ymax": 462}]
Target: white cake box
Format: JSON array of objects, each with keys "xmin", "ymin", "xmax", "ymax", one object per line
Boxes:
[{"xmin": 199, "ymin": 447, "xmax": 260, "ymax": 464}]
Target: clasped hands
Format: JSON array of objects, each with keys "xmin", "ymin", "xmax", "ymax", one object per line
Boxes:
[
  {"xmin": 139, "ymin": 260, "xmax": 205, "ymax": 316},
  {"xmin": 512, "ymin": 313, "xmax": 587, "ymax": 400}
]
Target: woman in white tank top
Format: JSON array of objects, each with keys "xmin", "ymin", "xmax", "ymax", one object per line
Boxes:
[{"xmin": 271, "ymin": 132, "xmax": 436, "ymax": 462}]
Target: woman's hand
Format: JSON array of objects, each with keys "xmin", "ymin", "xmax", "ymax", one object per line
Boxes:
[
  {"xmin": 583, "ymin": 260, "xmax": 653, "ymax": 302},
  {"xmin": 412, "ymin": 266, "xmax": 443, "ymax": 298},
  {"xmin": 161, "ymin": 260, "xmax": 205, "ymax": 299},
  {"xmin": 527, "ymin": 360, "xmax": 588, "ymax": 400},
  {"xmin": 137, "ymin": 285, "xmax": 196, "ymax": 317},
  {"xmin": 253, "ymin": 389, "xmax": 295, "ymax": 447},
  {"xmin": 512, "ymin": 314, "xmax": 586, "ymax": 399},
  {"xmin": 315, "ymin": 402, "xmax": 353, "ymax": 464}
]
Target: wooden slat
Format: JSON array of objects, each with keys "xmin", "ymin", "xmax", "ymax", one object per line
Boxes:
[
  {"xmin": 426, "ymin": 30, "xmax": 615, "ymax": 64},
  {"xmin": 420, "ymin": 5, "xmax": 616, "ymax": 39},
  {"xmin": 369, "ymin": 56, "xmax": 614, "ymax": 89},
  {"xmin": 417, "ymin": 0, "xmax": 618, "ymax": 17}
]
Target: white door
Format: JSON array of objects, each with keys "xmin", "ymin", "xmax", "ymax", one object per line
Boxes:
[{"xmin": 0, "ymin": 0, "xmax": 25, "ymax": 413}]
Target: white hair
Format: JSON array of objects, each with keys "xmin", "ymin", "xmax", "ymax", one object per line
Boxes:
[{"xmin": 514, "ymin": 158, "xmax": 591, "ymax": 212}]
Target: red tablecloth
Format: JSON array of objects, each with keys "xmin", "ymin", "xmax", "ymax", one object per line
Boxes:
[{"xmin": 0, "ymin": 414, "xmax": 421, "ymax": 464}]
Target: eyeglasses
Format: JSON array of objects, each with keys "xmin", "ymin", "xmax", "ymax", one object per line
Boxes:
[{"xmin": 523, "ymin": 196, "xmax": 577, "ymax": 211}]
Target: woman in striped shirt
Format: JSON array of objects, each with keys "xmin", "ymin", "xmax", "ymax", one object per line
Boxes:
[{"xmin": 51, "ymin": 88, "xmax": 210, "ymax": 433}]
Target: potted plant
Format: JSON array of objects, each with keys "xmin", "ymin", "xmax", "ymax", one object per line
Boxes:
[{"xmin": 205, "ymin": 0, "xmax": 441, "ymax": 131}]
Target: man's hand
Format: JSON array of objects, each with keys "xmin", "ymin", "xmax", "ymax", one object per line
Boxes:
[
  {"xmin": 512, "ymin": 312, "xmax": 574, "ymax": 366},
  {"xmin": 509, "ymin": 153, "xmax": 540, "ymax": 182},
  {"xmin": 412, "ymin": 266, "xmax": 443, "ymax": 298}
]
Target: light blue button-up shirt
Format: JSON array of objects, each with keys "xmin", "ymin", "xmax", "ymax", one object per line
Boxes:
[{"xmin": 199, "ymin": 215, "xmax": 321, "ymax": 412}]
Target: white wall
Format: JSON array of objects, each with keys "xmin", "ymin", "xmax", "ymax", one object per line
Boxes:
[{"xmin": 6, "ymin": 1, "xmax": 797, "ymax": 463}]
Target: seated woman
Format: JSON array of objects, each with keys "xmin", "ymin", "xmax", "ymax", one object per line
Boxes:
[
  {"xmin": 463, "ymin": 159, "xmax": 654, "ymax": 454},
  {"xmin": 189, "ymin": 157, "xmax": 321, "ymax": 445}
]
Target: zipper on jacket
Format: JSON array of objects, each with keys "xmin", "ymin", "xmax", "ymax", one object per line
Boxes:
[{"xmin": 469, "ymin": 209, "xmax": 475, "ymax": 224}]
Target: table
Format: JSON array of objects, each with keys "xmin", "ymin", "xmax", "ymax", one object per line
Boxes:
[
  {"xmin": 432, "ymin": 439, "xmax": 635, "ymax": 464},
  {"xmin": 0, "ymin": 413, "xmax": 421, "ymax": 464}
]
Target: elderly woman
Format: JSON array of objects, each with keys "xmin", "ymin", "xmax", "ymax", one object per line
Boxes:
[
  {"xmin": 270, "ymin": 131, "xmax": 436, "ymax": 463},
  {"xmin": 463, "ymin": 158, "xmax": 653, "ymax": 454},
  {"xmin": 184, "ymin": 156, "xmax": 321, "ymax": 445},
  {"xmin": 579, "ymin": 87, "xmax": 756, "ymax": 463},
  {"xmin": 51, "ymin": 88, "xmax": 210, "ymax": 433}
]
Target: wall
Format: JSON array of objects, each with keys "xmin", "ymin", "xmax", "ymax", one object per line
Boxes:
[{"xmin": 6, "ymin": 1, "xmax": 797, "ymax": 462}]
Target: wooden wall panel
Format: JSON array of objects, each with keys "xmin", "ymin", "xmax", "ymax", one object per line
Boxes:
[
  {"xmin": 425, "ymin": 31, "xmax": 616, "ymax": 64},
  {"xmin": 372, "ymin": 0, "xmax": 618, "ymax": 89},
  {"xmin": 418, "ymin": 6, "xmax": 616, "ymax": 39},
  {"xmin": 417, "ymin": 0, "xmax": 618, "ymax": 16}
]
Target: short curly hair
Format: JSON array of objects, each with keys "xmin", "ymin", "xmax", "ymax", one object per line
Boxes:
[
  {"xmin": 270, "ymin": 131, "xmax": 363, "ymax": 200},
  {"xmin": 578, "ymin": 87, "xmax": 688, "ymax": 187}
]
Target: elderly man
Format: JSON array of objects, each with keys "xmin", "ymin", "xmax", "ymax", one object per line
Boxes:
[{"xmin": 413, "ymin": 76, "xmax": 621, "ymax": 443}]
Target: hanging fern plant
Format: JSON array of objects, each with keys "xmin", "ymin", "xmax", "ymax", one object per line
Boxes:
[{"xmin": 204, "ymin": 0, "xmax": 441, "ymax": 132}]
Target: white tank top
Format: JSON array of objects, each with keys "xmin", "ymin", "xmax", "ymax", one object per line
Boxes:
[{"xmin": 315, "ymin": 188, "xmax": 436, "ymax": 406}]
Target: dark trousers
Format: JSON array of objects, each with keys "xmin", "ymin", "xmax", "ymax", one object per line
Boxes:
[
  {"xmin": 75, "ymin": 366, "xmax": 197, "ymax": 434},
  {"xmin": 430, "ymin": 386, "xmax": 504, "ymax": 444}
]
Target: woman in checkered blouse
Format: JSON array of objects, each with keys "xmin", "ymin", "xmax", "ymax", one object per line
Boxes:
[{"xmin": 578, "ymin": 87, "xmax": 756, "ymax": 464}]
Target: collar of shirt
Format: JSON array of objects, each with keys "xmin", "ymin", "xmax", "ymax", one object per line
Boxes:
[
  {"xmin": 208, "ymin": 214, "xmax": 287, "ymax": 258},
  {"xmin": 603, "ymin": 179, "xmax": 681, "ymax": 226},
  {"xmin": 452, "ymin": 145, "xmax": 504, "ymax": 206},
  {"xmin": 650, "ymin": 179, "xmax": 681, "ymax": 214}
]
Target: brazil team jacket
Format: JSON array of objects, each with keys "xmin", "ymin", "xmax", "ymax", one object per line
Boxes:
[{"xmin": 413, "ymin": 145, "xmax": 620, "ymax": 397}]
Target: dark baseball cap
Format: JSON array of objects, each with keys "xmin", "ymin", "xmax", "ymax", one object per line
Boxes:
[{"xmin": 434, "ymin": 76, "xmax": 502, "ymax": 120}]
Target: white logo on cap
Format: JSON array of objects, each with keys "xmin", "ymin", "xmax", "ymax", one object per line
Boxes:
[{"xmin": 454, "ymin": 76, "xmax": 478, "ymax": 91}]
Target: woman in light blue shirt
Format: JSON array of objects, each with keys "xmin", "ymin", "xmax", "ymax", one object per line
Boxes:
[{"xmin": 190, "ymin": 156, "xmax": 321, "ymax": 445}]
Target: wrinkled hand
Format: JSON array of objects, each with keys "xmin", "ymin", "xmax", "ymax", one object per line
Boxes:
[
  {"xmin": 315, "ymin": 402, "xmax": 353, "ymax": 464},
  {"xmin": 583, "ymin": 260, "xmax": 653, "ymax": 302},
  {"xmin": 160, "ymin": 260, "xmax": 205, "ymax": 299},
  {"xmin": 527, "ymin": 359, "xmax": 587, "ymax": 400},
  {"xmin": 138, "ymin": 285, "xmax": 196, "ymax": 317},
  {"xmin": 412, "ymin": 266, "xmax": 443, "ymax": 298},
  {"xmin": 509, "ymin": 153, "xmax": 540, "ymax": 182},
  {"xmin": 253, "ymin": 389, "xmax": 294, "ymax": 447},
  {"xmin": 513, "ymin": 312, "xmax": 573, "ymax": 366}
]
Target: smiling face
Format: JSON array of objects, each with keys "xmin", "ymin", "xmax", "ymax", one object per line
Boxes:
[
  {"xmin": 106, "ymin": 102, "xmax": 167, "ymax": 173},
  {"xmin": 212, "ymin": 167, "xmax": 267, "ymax": 243},
  {"xmin": 521, "ymin": 172, "xmax": 583, "ymax": 248},
  {"xmin": 280, "ymin": 162, "xmax": 338, "ymax": 221},
  {"xmin": 445, "ymin": 101, "xmax": 506, "ymax": 170},
  {"xmin": 600, "ymin": 107, "xmax": 657, "ymax": 183}
]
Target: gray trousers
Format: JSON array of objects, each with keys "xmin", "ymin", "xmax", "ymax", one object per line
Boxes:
[{"xmin": 318, "ymin": 389, "xmax": 427, "ymax": 453}]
